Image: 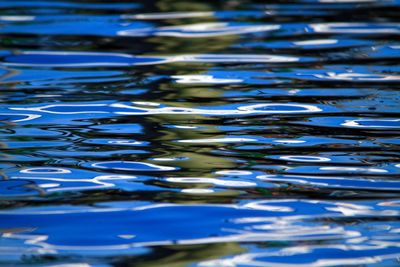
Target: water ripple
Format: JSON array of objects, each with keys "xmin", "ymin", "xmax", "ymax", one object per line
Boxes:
[
  {"xmin": 1, "ymin": 0, "xmax": 399, "ymax": 265},
  {"xmin": 118, "ymin": 23, "xmax": 281, "ymax": 37},
  {"xmin": 90, "ymin": 161, "xmax": 177, "ymax": 172},
  {"xmin": 0, "ymin": 199, "xmax": 398, "ymax": 254},
  {"xmin": 1, "ymin": 51, "xmax": 303, "ymax": 68},
  {"xmin": 9, "ymin": 102, "xmax": 322, "ymax": 119},
  {"xmin": 257, "ymin": 174, "xmax": 400, "ymax": 191}
]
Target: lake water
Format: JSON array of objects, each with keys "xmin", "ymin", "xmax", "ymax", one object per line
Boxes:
[{"xmin": 1, "ymin": 0, "xmax": 400, "ymax": 266}]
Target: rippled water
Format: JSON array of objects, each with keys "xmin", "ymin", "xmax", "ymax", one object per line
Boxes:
[{"xmin": 1, "ymin": 0, "xmax": 400, "ymax": 266}]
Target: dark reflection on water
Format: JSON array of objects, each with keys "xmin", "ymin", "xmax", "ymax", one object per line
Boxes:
[{"xmin": 1, "ymin": 0, "xmax": 400, "ymax": 266}]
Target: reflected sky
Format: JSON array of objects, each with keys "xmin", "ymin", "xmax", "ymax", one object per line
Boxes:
[{"xmin": 0, "ymin": 0, "xmax": 399, "ymax": 266}]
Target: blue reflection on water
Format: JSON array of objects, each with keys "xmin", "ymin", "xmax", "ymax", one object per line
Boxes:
[{"xmin": 0, "ymin": 0, "xmax": 400, "ymax": 266}]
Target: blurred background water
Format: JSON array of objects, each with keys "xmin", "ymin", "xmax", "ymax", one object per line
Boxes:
[{"xmin": 0, "ymin": 0, "xmax": 400, "ymax": 266}]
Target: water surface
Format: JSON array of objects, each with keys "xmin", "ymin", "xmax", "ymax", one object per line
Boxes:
[{"xmin": 1, "ymin": 0, "xmax": 400, "ymax": 266}]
